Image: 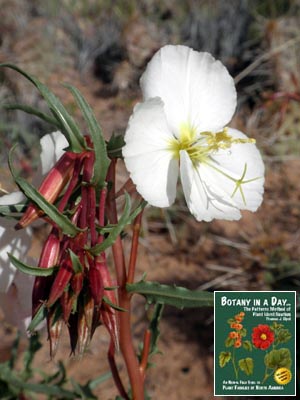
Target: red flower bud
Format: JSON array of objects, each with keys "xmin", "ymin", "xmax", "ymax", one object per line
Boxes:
[
  {"xmin": 60, "ymin": 289, "xmax": 75, "ymax": 323},
  {"xmin": 32, "ymin": 229, "xmax": 60, "ymax": 316},
  {"xmin": 77, "ymin": 304, "xmax": 92, "ymax": 356},
  {"xmin": 88, "ymin": 260, "xmax": 104, "ymax": 307},
  {"xmin": 99, "ymin": 259, "xmax": 119, "ymax": 351},
  {"xmin": 47, "ymin": 306, "xmax": 63, "ymax": 359},
  {"xmin": 47, "ymin": 257, "xmax": 73, "ymax": 307},
  {"xmin": 16, "ymin": 152, "xmax": 77, "ymax": 229},
  {"xmin": 71, "ymin": 272, "xmax": 84, "ymax": 297}
]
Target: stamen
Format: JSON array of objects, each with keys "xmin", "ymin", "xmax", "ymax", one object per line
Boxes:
[{"xmin": 168, "ymin": 125, "xmax": 260, "ymax": 204}]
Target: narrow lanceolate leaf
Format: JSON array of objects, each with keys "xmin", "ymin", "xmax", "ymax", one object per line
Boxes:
[
  {"xmin": 90, "ymin": 192, "xmax": 131, "ymax": 255},
  {"xmin": 65, "ymin": 84, "xmax": 110, "ymax": 187},
  {"xmin": 0, "ymin": 63, "xmax": 85, "ymax": 152},
  {"xmin": 3, "ymin": 103, "xmax": 61, "ymax": 128},
  {"xmin": 148, "ymin": 303, "xmax": 164, "ymax": 356},
  {"xmin": 126, "ymin": 281, "xmax": 214, "ymax": 309},
  {"xmin": 0, "ymin": 203, "xmax": 27, "ymax": 217},
  {"xmin": 128, "ymin": 200, "xmax": 147, "ymax": 224},
  {"xmin": 8, "ymin": 254, "xmax": 56, "ymax": 276},
  {"xmin": 9, "ymin": 148, "xmax": 80, "ymax": 237},
  {"xmin": 28, "ymin": 304, "xmax": 47, "ymax": 333}
]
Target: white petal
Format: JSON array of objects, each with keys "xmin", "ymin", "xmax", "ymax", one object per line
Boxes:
[
  {"xmin": 206, "ymin": 128, "xmax": 265, "ymax": 211},
  {"xmin": 0, "ymin": 191, "xmax": 25, "ymax": 205},
  {"xmin": 40, "ymin": 131, "xmax": 68, "ymax": 175},
  {"xmin": 123, "ymin": 98, "xmax": 179, "ymax": 207},
  {"xmin": 0, "ymin": 220, "xmax": 31, "ymax": 292},
  {"xmin": 180, "ymin": 150, "xmax": 241, "ymax": 221},
  {"xmin": 141, "ymin": 45, "xmax": 236, "ymax": 135}
]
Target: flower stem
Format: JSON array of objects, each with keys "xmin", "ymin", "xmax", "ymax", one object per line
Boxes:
[
  {"xmin": 107, "ymin": 160, "xmax": 144, "ymax": 400},
  {"xmin": 140, "ymin": 329, "xmax": 151, "ymax": 381},
  {"xmin": 128, "ymin": 211, "xmax": 143, "ymax": 284},
  {"xmin": 108, "ymin": 341, "xmax": 129, "ymax": 400},
  {"xmin": 231, "ymin": 348, "xmax": 239, "ymax": 379}
]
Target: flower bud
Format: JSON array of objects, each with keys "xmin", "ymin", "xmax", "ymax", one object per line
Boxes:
[
  {"xmin": 47, "ymin": 257, "xmax": 73, "ymax": 307},
  {"xmin": 47, "ymin": 306, "xmax": 63, "ymax": 358},
  {"xmin": 88, "ymin": 260, "xmax": 104, "ymax": 307},
  {"xmin": 99, "ymin": 260, "xmax": 119, "ymax": 351},
  {"xmin": 32, "ymin": 229, "xmax": 60, "ymax": 316},
  {"xmin": 16, "ymin": 152, "xmax": 77, "ymax": 229}
]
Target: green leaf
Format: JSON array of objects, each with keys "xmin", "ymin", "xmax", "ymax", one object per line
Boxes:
[
  {"xmin": 0, "ymin": 203, "xmax": 27, "ymax": 218},
  {"xmin": 148, "ymin": 303, "xmax": 164, "ymax": 357},
  {"xmin": 102, "ymin": 296, "xmax": 126, "ymax": 312},
  {"xmin": 128, "ymin": 200, "xmax": 147, "ymax": 223},
  {"xmin": 86, "ymin": 372, "xmax": 112, "ymax": 390},
  {"xmin": 239, "ymin": 327, "xmax": 247, "ymax": 337},
  {"xmin": 27, "ymin": 304, "xmax": 47, "ymax": 333},
  {"xmin": 8, "ymin": 253, "xmax": 56, "ymax": 276},
  {"xmin": 107, "ymin": 133, "xmax": 125, "ymax": 159},
  {"xmin": 65, "ymin": 84, "xmax": 110, "ymax": 188},
  {"xmin": 242, "ymin": 340, "xmax": 253, "ymax": 351},
  {"xmin": 275, "ymin": 328, "xmax": 292, "ymax": 344},
  {"xmin": 0, "ymin": 63, "xmax": 85, "ymax": 152},
  {"xmin": 238, "ymin": 358, "xmax": 254, "ymax": 375},
  {"xmin": 126, "ymin": 280, "xmax": 214, "ymax": 309},
  {"xmin": 3, "ymin": 103, "xmax": 61, "ymax": 128},
  {"xmin": 70, "ymin": 378, "xmax": 97, "ymax": 400},
  {"xmin": 219, "ymin": 351, "xmax": 231, "ymax": 367},
  {"xmin": 69, "ymin": 249, "xmax": 84, "ymax": 274},
  {"xmin": 264, "ymin": 348, "xmax": 292, "ymax": 369},
  {"xmin": 23, "ymin": 335, "xmax": 42, "ymax": 379},
  {"xmin": 9, "ymin": 147, "xmax": 81, "ymax": 237},
  {"xmin": 90, "ymin": 192, "xmax": 131, "ymax": 255},
  {"xmin": 225, "ymin": 336, "xmax": 235, "ymax": 348}
]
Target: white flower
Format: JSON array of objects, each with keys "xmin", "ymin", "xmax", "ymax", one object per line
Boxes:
[
  {"xmin": 123, "ymin": 45, "xmax": 264, "ymax": 221},
  {"xmin": 0, "ymin": 131, "xmax": 67, "ymax": 331}
]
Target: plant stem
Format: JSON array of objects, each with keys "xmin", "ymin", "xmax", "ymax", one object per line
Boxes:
[
  {"xmin": 107, "ymin": 160, "xmax": 144, "ymax": 400},
  {"xmin": 127, "ymin": 211, "xmax": 143, "ymax": 284},
  {"xmin": 231, "ymin": 348, "xmax": 239, "ymax": 379},
  {"xmin": 108, "ymin": 341, "xmax": 129, "ymax": 400},
  {"xmin": 140, "ymin": 330, "xmax": 151, "ymax": 381}
]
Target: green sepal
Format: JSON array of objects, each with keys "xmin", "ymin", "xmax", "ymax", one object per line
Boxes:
[
  {"xmin": 69, "ymin": 249, "xmax": 84, "ymax": 274},
  {"xmin": 3, "ymin": 103, "xmax": 61, "ymax": 128},
  {"xmin": 9, "ymin": 146, "xmax": 81, "ymax": 237},
  {"xmin": 0, "ymin": 63, "xmax": 85, "ymax": 152},
  {"xmin": 65, "ymin": 84, "xmax": 110, "ymax": 187},
  {"xmin": 102, "ymin": 296, "xmax": 127, "ymax": 312},
  {"xmin": 126, "ymin": 280, "xmax": 214, "ymax": 309},
  {"xmin": 107, "ymin": 133, "xmax": 125, "ymax": 159},
  {"xmin": 27, "ymin": 304, "xmax": 47, "ymax": 333},
  {"xmin": 8, "ymin": 253, "xmax": 57, "ymax": 277},
  {"xmin": 90, "ymin": 192, "xmax": 131, "ymax": 255}
]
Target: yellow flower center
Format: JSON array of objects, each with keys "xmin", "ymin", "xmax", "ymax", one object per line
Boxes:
[
  {"xmin": 168, "ymin": 123, "xmax": 255, "ymax": 164},
  {"xmin": 260, "ymin": 333, "xmax": 267, "ymax": 340},
  {"xmin": 167, "ymin": 123, "xmax": 259, "ymax": 205}
]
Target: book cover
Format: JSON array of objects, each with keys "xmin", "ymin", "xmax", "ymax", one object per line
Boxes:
[{"xmin": 214, "ymin": 291, "xmax": 296, "ymax": 396}]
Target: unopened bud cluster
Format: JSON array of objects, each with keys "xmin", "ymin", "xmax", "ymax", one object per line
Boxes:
[{"xmin": 17, "ymin": 137, "xmax": 118, "ymax": 357}]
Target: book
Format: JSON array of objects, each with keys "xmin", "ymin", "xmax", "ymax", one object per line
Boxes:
[{"xmin": 214, "ymin": 291, "xmax": 296, "ymax": 396}]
